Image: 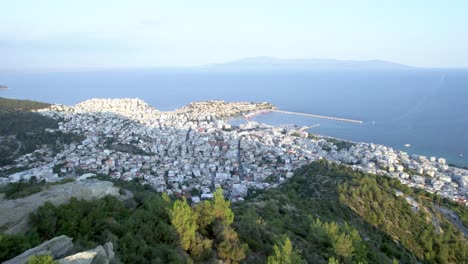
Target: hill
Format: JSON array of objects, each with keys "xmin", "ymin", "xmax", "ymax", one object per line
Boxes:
[
  {"xmin": 0, "ymin": 97, "xmax": 84, "ymax": 169},
  {"xmin": 1, "ymin": 161, "xmax": 466, "ymax": 263},
  {"xmin": 0, "ymin": 97, "xmax": 51, "ymax": 113},
  {"xmin": 208, "ymin": 57, "xmax": 412, "ymax": 71},
  {"xmin": 233, "ymin": 160, "xmax": 467, "ymax": 263}
]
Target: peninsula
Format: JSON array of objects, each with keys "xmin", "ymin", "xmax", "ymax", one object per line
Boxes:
[{"xmin": 1, "ymin": 98, "xmax": 466, "ymax": 205}]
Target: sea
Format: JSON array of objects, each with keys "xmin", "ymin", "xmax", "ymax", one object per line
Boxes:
[{"xmin": 1, "ymin": 68, "xmax": 467, "ymax": 166}]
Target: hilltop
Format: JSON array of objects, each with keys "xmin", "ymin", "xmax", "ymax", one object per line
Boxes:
[
  {"xmin": 0, "ymin": 97, "xmax": 50, "ymax": 113},
  {"xmin": 208, "ymin": 57, "xmax": 412, "ymax": 71}
]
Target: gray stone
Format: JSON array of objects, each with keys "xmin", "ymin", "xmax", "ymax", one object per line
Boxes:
[
  {"xmin": 0, "ymin": 180, "xmax": 126, "ymax": 234},
  {"xmin": 57, "ymin": 245, "xmax": 108, "ymax": 264},
  {"xmin": 102, "ymin": 242, "xmax": 114, "ymax": 261},
  {"xmin": 4, "ymin": 235, "xmax": 73, "ymax": 264}
]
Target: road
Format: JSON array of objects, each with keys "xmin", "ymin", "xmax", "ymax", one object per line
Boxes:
[{"xmin": 434, "ymin": 205, "xmax": 468, "ymax": 236}]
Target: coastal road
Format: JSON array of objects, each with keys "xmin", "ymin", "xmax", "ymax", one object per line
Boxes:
[{"xmin": 434, "ymin": 205, "xmax": 468, "ymax": 236}]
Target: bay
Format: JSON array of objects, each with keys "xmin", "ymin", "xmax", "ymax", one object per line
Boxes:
[{"xmin": 1, "ymin": 68, "xmax": 467, "ymax": 166}]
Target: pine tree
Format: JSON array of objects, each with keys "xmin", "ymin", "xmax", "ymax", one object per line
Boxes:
[
  {"xmin": 267, "ymin": 236, "xmax": 305, "ymax": 264},
  {"xmin": 169, "ymin": 197, "xmax": 198, "ymax": 251}
]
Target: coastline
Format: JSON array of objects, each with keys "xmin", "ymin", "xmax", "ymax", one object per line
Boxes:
[
  {"xmin": 246, "ymin": 111, "xmax": 467, "ymax": 168},
  {"xmin": 1, "ymin": 97, "xmax": 466, "ymax": 205}
]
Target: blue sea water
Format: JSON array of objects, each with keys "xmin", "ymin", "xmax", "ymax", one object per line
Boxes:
[{"xmin": 1, "ymin": 68, "xmax": 467, "ymax": 166}]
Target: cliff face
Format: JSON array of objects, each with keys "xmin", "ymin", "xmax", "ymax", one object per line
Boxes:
[{"xmin": 0, "ymin": 179, "xmax": 129, "ymax": 234}]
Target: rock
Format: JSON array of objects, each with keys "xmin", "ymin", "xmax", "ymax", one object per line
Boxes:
[
  {"xmin": 77, "ymin": 173, "xmax": 96, "ymax": 181},
  {"xmin": 0, "ymin": 180, "xmax": 127, "ymax": 234},
  {"xmin": 57, "ymin": 245, "xmax": 108, "ymax": 264},
  {"xmin": 4, "ymin": 235, "xmax": 73, "ymax": 264},
  {"xmin": 102, "ymin": 242, "xmax": 114, "ymax": 261}
]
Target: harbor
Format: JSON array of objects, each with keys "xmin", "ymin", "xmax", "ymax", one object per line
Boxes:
[{"xmin": 244, "ymin": 109, "xmax": 364, "ymax": 124}]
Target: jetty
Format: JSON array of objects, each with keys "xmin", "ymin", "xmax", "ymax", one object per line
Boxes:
[
  {"xmin": 271, "ymin": 110, "xmax": 363, "ymax": 124},
  {"xmin": 243, "ymin": 108, "xmax": 363, "ymax": 124}
]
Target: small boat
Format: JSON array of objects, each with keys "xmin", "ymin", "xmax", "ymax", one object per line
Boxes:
[
  {"xmin": 460, "ymin": 154, "xmax": 464, "ymax": 158},
  {"xmin": 404, "ymin": 144, "xmax": 411, "ymax": 147}
]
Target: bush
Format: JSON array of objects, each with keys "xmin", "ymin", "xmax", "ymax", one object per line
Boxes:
[
  {"xmin": 0, "ymin": 181, "xmax": 44, "ymax": 199},
  {"xmin": 27, "ymin": 255, "xmax": 56, "ymax": 264}
]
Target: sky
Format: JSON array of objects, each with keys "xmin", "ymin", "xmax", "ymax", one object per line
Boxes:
[{"xmin": 1, "ymin": 0, "xmax": 468, "ymax": 70}]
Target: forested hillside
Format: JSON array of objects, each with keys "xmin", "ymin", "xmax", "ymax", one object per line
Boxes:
[
  {"xmin": 0, "ymin": 97, "xmax": 51, "ymax": 112},
  {"xmin": 0, "ymin": 98, "xmax": 84, "ymax": 167},
  {"xmin": 1, "ymin": 161, "xmax": 466, "ymax": 263}
]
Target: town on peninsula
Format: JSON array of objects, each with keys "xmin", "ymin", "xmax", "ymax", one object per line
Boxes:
[{"xmin": 1, "ymin": 98, "xmax": 466, "ymax": 205}]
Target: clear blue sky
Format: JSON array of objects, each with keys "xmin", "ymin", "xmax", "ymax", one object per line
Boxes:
[{"xmin": 1, "ymin": 0, "xmax": 468, "ymax": 70}]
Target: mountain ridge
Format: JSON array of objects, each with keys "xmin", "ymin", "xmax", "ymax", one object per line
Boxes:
[{"xmin": 207, "ymin": 57, "xmax": 413, "ymax": 70}]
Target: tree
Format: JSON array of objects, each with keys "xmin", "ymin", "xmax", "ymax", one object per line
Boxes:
[
  {"xmin": 267, "ymin": 236, "xmax": 305, "ymax": 264},
  {"xmin": 216, "ymin": 225, "xmax": 248, "ymax": 264},
  {"xmin": 169, "ymin": 197, "xmax": 198, "ymax": 251},
  {"xmin": 328, "ymin": 257, "xmax": 340, "ymax": 264},
  {"xmin": 212, "ymin": 188, "xmax": 234, "ymax": 226}
]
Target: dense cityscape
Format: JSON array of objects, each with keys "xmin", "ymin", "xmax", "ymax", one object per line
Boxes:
[{"xmin": 1, "ymin": 98, "xmax": 466, "ymax": 205}]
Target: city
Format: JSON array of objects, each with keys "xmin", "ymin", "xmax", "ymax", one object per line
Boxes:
[{"xmin": 1, "ymin": 98, "xmax": 466, "ymax": 205}]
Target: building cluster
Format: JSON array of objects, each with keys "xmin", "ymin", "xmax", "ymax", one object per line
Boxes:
[{"xmin": 0, "ymin": 98, "xmax": 466, "ymax": 205}]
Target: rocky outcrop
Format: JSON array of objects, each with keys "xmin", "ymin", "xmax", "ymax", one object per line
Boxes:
[
  {"xmin": 4, "ymin": 236, "xmax": 115, "ymax": 264},
  {"xmin": 57, "ymin": 242, "xmax": 114, "ymax": 264},
  {"xmin": 3, "ymin": 235, "xmax": 73, "ymax": 264},
  {"xmin": 0, "ymin": 180, "xmax": 129, "ymax": 234}
]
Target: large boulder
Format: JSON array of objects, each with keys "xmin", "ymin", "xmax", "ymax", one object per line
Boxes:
[
  {"xmin": 56, "ymin": 244, "xmax": 110, "ymax": 264},
  {"xmin": 0, "ymin": 180, "xmax": 128, "ymax": 234},
  {"xmin": 4, "ymin": 235, "xmax": 73, "ymax": 264},
  {"xmin": 5, "ymin": 237, "xmax": 115, "ymax": 264}
]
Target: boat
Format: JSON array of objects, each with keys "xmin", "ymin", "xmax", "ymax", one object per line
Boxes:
[
  {"xmin": 460, "ymin": 154, "xmax": 464, "ymax": 158},
  {"xmin": 404, "ymin": 144, "xmax": 411, "ymax": 147}
]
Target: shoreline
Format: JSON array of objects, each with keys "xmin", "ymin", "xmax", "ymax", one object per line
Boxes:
[
  {"xmin": 242, "ymin": 111, "xmax": 468, "ymax": 168},
  {"xmin": 2, "ymin": 97, "xmax": 466, "ymax": 205}
]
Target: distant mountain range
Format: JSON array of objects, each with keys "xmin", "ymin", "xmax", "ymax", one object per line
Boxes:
[{"xmin": 207, "ymin": 57, "xmax": 413, "ymax": 71}]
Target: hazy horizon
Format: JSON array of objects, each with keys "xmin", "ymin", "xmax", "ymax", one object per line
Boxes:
[
  {"xmin": 2, "ymin": 57, "xmax": 468, "ymax": 74},
  {"xmin": 2, "ymin": 1, "xmax": 468, "ymax": 70}
]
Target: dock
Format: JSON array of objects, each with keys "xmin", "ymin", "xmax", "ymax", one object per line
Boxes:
[{"xmin": 271, "ymin": 110, "xmax": 363, "ymax": 124}]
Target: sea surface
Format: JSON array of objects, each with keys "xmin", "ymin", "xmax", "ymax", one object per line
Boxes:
[{"xmin": 1, "ymin": 68, "xmax": 467, "ymax": 166}]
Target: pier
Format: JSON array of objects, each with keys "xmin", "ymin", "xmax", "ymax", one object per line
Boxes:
[{"xmin": 271, "ymin": 110, "xmax": 363, "ymax": 124}]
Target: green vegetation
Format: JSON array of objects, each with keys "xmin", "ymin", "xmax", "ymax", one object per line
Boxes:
[
  {"xmin": 27, "ymin": 255, "xmax": 56, "ymax": 264},
  {"xmin": 340, "ymin": 173, "xmax": 467, "ymax": 263},
  {"xmin": 0, "ymin": 233, "xmax": 41, "ymax": 261},
  {"xmin": 267, "ymin": 236, "xmax": 305, "ymax": 264},
  {"xmin": 1, "ymin": 161, "xmax": 466, "ymax": 263},
  {"xmin": 444, "ymin": 201, "xmax": 468, "ymax": 227},
  {"xmin": 232, "ymin": 160, "xmax": 467, "ymax": 263},
  {"xmin": 0, "ymin": 178, "xmax": 76, "ymax": 200},
  {"xmin": 0, "ymin": 98, "xmax": 85, "ymax": 167},
  {"xmin": 0, "ymin": 97, "xmax": 50, "ymax": 113},
  {"xmin": 0, "ymin": 181, "xmax": 44, "ymax": 199},
  {"xmin": 170, "ymin": 188, "xmax": 248, "ymax": 263},
  {"xmin": 308, "ymin": 133, "xmax": 319, "ymax": 140},
  {"xmin": 325, "ymin": 138, "xmax": 355, "ymax": 151}
]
